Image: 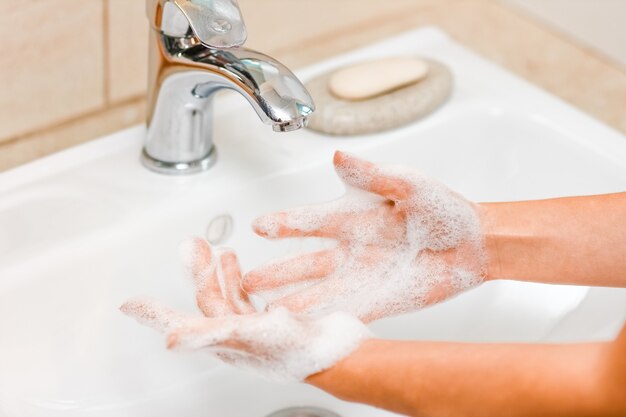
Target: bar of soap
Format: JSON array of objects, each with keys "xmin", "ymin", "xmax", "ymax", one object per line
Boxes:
[{"xmin": 329, "ymin": 57, "xmax": 429, "ymax": 101}]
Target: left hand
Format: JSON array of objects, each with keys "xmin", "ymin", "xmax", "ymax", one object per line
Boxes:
[{"xmin": 243, "ymin": 151, "xmax": 486, "ymax": 323}]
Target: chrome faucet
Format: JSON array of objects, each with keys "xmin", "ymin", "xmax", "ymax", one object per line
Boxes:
[{"xmin": 143, "ymin": 0, "xmax": 315, "ymax": 174}]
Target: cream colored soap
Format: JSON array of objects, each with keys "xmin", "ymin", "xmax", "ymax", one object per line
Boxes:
[{"xmin": 329, "ymin": 57, "xmax": 429, "ymax": 101}]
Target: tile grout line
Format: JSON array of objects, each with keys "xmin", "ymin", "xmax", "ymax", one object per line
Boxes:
[
  {"xmin": 498, "ymin": 1, "xmax": 626, "ymax": 73},
  {"xmin": 0, "ymin": 95, "xmax": 146, "ymax": 148},
  {"xmin": 0, "ymin": 0, "xmax": 122, "ymax": 149},
  {"xmin": 267, "ymin": 3, "xmax": 444, "ymax": 62},
  {"xmin": 102, "ymin": 0, "xmax": 111, "ymax": 105},
  {"xmin": 0, "ymin": 96, "xmax": 147, "ymax": 171}
]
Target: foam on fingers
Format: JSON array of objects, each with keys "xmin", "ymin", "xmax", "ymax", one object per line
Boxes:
[
  {"xmin": 205, "ymin": 307, "xmax": 371, "ymax": 382},
  {"xmin": 123, "ymin": 237, "xmax": 371, "ymax": 382},
  {"xmin": 252, "ymin": 153, "xmax": 486, "ymax": 322},
  {"xmin": 166, "ymin": 319, "xmax": 235, "ymax": 350},
  {"xmin": 243, "ymin": 250, "xmax": 338, "ymax": 292},
  {"xmin": 269, "ymin": 278, "xmax": 345, "ymax": 316},
  {"xmin": 179, "ymin": 238, "xmax": 221, "ymax": 293},
  {"xmin": 252, "ymin": 205, "xmax": 341, "ymax": 239},
  {"xmin": 153, "ymin": 305, "xmax": 372, "ymax": 382},
  {"xmin": 120, "ymin": 298, "xmax": 195, "ymax": 333},
  {"xmin": 179, "ymin": 237, "xmax": 213, "ymax": 275},
  {"xmin": 334, "ymin": 151, "xmax": 412, "ymax": 201},
  {"xmin": 219, "ymin": 250, "xmax": 255, "ymax": 314},
  {"xmin": 333, "ymin": 151, "xmax": 378, "ymax": 194},
  {"xmin": 179, "ymin": 239, "xmax": 264, "ymax": 318}
]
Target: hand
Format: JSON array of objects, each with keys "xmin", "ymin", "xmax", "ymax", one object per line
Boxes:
[
  {"xmin": 121, "ymin": 238, "xmax": 370, "ymax": 382},
  {"xmin": 244, "ymin": 151, "xmax": 486, "ymax": 323}
]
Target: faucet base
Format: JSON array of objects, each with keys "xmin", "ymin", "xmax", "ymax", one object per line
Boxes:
[{"xmin": 140, "ymin": 146, "xmax": 217, "ymax": 175}]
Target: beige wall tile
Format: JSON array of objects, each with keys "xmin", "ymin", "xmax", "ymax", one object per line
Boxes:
[
  {"xmin": 239, "ymin": 0, "xmax": 437, "ymax": 59},
  {"xmin": 0, "ymin": 98, "xmax": 145, "ymax": 172},
  {"xmin": 107, "ymin": 0, "xmax": 149, "ymax": 102},
  {"xmin": 105, "ymin": 0, "xmax": 432, "ymax": 102},
  {"xmin": 504, "ymin": 0, "xmax": 626, "ymax": 68},
  {"xmin": 0, "ymin": 0, "xmax": 104, "ymax": 142},
  {"xmin": 417, "ymin": 1, "xmax": 626, "ymax": 134},
  {"xmin": 256, "ymin": 0, "xmax": 626, "ymax": 134}
]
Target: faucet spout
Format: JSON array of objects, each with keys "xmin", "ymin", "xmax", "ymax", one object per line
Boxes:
[
  {"xmin": 186, "ymin": 47, "xmax": 314, "ymax": 128},
  {"xmin": 143, "ymin": 1, "xmax": 315, "ymax": 175}
]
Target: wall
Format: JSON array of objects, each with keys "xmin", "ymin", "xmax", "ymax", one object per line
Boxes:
[
  {"xmin": 1, "ymin": 0, "xmax": 626, "ymax": 172},
  {"xmin": 505, "ymin": 0, "xmax": 626, "ymax": 68}
]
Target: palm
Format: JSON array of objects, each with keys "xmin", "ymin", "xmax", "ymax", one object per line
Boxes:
[{"xmin": 245, "ymin": 151, "xmax": 485, "ymax": 323}]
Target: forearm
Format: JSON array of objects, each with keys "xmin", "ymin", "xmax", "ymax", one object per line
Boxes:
[
  {"xmin": 480, "ymin": 192, "xmax": 626, "ymax": 286},
  {"xmin": 307, "ymin": 338, "xmax": 623, "ymax": 417}
]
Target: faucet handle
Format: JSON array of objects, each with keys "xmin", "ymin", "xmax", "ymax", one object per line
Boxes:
[{"xmin": 147, "ymin": 0, "xmax": 247, "ymax": 48}]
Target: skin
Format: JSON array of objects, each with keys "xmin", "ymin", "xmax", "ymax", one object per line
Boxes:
[
  {"xmin": 124, "ymin": 152, "xmax": 626, "ymax": 416},
  {"xmin": 483, "ymin": 193, "xmax": 626, "ymax": 287},
  {"xmin": 121, "ymin": 239, "xmax": 370, "ymax": 380},
  {"xmin": 246, "ymin": 151, "xmax": 485, "ymax": 322},
  {"xmin": 305, "ymin": 193, "xmax": 626, "ymax": 417}
]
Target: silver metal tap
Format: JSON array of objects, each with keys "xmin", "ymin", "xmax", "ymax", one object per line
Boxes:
[{"xmin": 143, "ymin": 0, "xmax": 315, "ymax": 174}]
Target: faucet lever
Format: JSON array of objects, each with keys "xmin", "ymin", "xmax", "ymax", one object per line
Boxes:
[
  {"xmin": 147, "ymin": 0, "xmax": 247, "ymax": 48},
  {"xmin": 144, "ymin": 0, "xmax": 314, "ymax": 175}
]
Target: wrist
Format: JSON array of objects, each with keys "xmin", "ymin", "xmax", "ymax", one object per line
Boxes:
[
  {"xmin": 303, "ymin": 312, "xmax": 372, "ymax": 381},
  {"xmin": 305, "ymin": 338, "xmax": 382, "ymax": 399},
  {"xmin": 477, "ymin": 203, "xmax": 502, "ymax": 282},
  {"xmin": 478, "ymin": 201, "xmax": 545, "ymax": 282}
]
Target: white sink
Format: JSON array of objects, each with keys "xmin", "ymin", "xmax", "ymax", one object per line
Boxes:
[{"xmin": 1, "ymin": 27, "xmax": 626, "ymax": 417}]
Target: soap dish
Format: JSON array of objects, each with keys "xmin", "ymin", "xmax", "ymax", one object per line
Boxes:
[{"xmin": 305, "ymin": 58, "xmax": 453, "ymax": 136}]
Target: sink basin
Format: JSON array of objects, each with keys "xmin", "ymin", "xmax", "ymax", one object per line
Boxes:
[{"xmin": 1, "ymin": 27, "xmax": 626, "ymax": 417}]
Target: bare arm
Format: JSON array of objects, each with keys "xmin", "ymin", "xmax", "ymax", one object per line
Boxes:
[
  {"xmin": 307, "ymin": 193, "xmax": 626, "ymax": 417},
  {"xmin": 307, "ymin": 330, "xmax": 626, "ymax": 417},
  {"xmin": 483, "ymin": 192, "xmax": 626, "ymax": 286},
  {"xmin": 245, "ymin": 154, "xmax": 626, "ymax": 415}
]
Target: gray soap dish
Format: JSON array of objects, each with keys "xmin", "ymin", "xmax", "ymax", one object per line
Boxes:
[{"xmin": 305, "ymin": 58, "xmax": 453, "ymax": 136}]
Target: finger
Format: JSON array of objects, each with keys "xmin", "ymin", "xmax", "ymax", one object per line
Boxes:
[
  {"xmin": 252, "ymin": 205, "xmax": 341, "ymax": 239},
  {"xmin": 333, "ymin": 150, "xmax": 413, "ymax": 202},
  {"xmin": 243, "ymin": 250, "xmax": 338, "ymax": 293},
  {"xmin": 179, "ymin": 236, "xmax": 215, "ymax": 287},
  {"xmin": 120, "ymin": 298, "xmax": 197, "ymax": 333},
  {"xmin": 219, "ymin": 250, "xmax": 256, "ymax": 314},
  {"xmin": 179, "ymin": 237, "xmax": 232, "ymax": 317},
  {"xmin": 166, "ymin": 318, "xmax": 236, "ymax": 350},
  {"xmin": 268, "ymin": 279, "xmax": 343, "ymax": 315}
]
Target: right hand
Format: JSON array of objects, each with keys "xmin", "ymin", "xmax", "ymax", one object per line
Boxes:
[
  {"xmin": 121, "ymin": 238, "xmax": 370, "ymax": 382},
  {"xmin": 244, "ymin": 151, "xmax": 487, "ymax": 323}
]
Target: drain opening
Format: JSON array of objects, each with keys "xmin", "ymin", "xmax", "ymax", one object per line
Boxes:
[
  {"xmin": 205, "ymin": 214, "xmax": 234, "ymax": 245},
  {"xmin": 265, "ymin": 406, "xmax": 342, "ymax": 417}
]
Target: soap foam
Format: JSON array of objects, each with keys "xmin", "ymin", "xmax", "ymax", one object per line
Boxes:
[
  {"xmin": 122, "ymin": 236, "xmax": 371, "ymax": 382},
  {"xmin": 120, "ymin": 298, "xmax": 201, "ymax": 333},
  {"xmin": 178, "ymin": 237, "xmax": 218, "ymax": 288},
  {"xmin": 172, "ymin": 307, "xmax": 371, "ymax": 382},
  {"xmin": 249, "ymin": 155, "xmax": 486, "ymax": 322},
  {"xmin": 253, "ymin": 190, "xmax": 381, "ymax": 240},
  {"xmin": 123, "ymin": 301, "xmax": 370, "ymax": 382}
]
